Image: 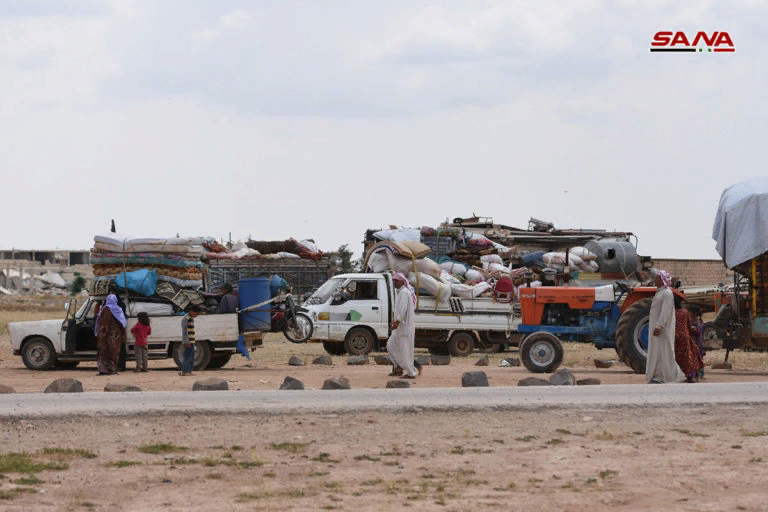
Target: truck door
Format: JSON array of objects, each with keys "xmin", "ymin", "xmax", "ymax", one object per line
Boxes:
[{"xmin": 327, "ymin": 278, "xmax": 385, "ymax": 340}]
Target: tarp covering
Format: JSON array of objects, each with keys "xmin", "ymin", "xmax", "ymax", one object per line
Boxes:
[
  {"xmin": 713, "ymin": 178, "xmax": 768, "ymax": 269},
  {"xmin": 115, "ymin": 269, "xmax": 158, "ymax": 297}
]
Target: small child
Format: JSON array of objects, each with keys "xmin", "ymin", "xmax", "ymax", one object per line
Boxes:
[{"xmin": 130, "ymin": 312, "xmax": 151, "ymax": 373}]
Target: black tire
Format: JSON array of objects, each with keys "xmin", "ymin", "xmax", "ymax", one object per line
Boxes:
[
  {"xmin": 283, "ymin": 313, "xmax": 313, "ymax": 344},
  {"xmin": 447, "ymin": 331, "xmax": 475, "ymax": 357},
  {"xmin": 323, "ymin": 341, "xmax": 347, "ymax": 355},
  {"xmin": 520, "ymin": 332, "xmax": 563, "ymax": 373},
  {"xmin": 172, "ymin": 341, "xmax": 212, "ymax": 370},
  {"xmin": 615, "ymin": 297, "xmax": 652, "ymax": 374},
  {"xmin": 344, "ymin": 328, "xmax": 375, "ymax": 356},
  {"xmin": 206, "ymin": 352, "xmax": 232, "ymax": 369},
  {"xmin": 56, "ymin": 361, "xmax": 80, "ymax": 369},
  {"xmin": 22, "ymin": 337, "xmax": 57, "ymax": 371}
]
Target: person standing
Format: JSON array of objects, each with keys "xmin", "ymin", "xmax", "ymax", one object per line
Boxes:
[
  {"xmin": 687, "ymin": 305, "xmax": 706, "ymax": 380},
  {"xmin": 217, "ymin": 283, "xmax": 238, "ymax": 314},
  {"xmin": 130, "ymin": 312, "xmax": 152, "ymax": 373},
  {"xmin": 645, "ymin": 270, "xmax": 685, "ymax": 384},
  {"xmin": 180, "ymin": 305, "xmax": 202, "ymax": 376},
  {"xmin": 94, "ymin": 294, "xmax": 127, "ymax": 375},
  {"xmin": 386, "ymin": 273, "xmax": 419, "ymax": 379},
  {"xmin": 674, "ymin": 298, "xmax": 705, "ymax": 383}
]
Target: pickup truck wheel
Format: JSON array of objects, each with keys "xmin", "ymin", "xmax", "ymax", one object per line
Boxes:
[
  {"xmin": 322, "ymin": 341, "xmax": 347, "ymax": 355},
  {"xmin": 22, "ymin": 337, "xmax": 56, "ymax": 371},
  {"xmin": 172, "ymin": 341, "xmax": 212, "ymax": 370},
  {"xmin": 447, "ymin": 332, "xmax": 475, "ymax": 357},
  {"xmin": 520, "ymin": 332, "xmax": 563, "ymax": 373},
  {"xmin": 344, "ymin": 328, "xmax": 375, "ymax": 356},
  {"xmin": 206, "ymin": 352, "xmax": 232, "ymax": 369}
]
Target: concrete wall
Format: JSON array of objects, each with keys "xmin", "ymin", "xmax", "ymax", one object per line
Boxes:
[{"xmin": 653, "ymin": 259, "xmax": 734, "ymax": 287}]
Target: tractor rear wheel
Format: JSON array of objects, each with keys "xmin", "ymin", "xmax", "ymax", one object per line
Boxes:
[
  {"xmin": 520, "ymin": 332, "xmax": 563, "ymax": 373},
  {"xmin": 615, "ymin": 297, "xmax": 652, "ymax": 374}
]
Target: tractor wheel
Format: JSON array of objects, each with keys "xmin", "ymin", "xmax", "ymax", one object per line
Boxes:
[
  {"xmin": 520, "ymin": 332, "xmax": 563, "ymax": 373},
  {"xmin": 323, "ymin": 341, "xmax": 347, "ymax": 355},
  {"xmin": 615, "ymin": 297, "xmax": 652, "ymax": 374},
  {"xmin": 447, "ymin": 331, "xmax": 475, "ymax": 357}
]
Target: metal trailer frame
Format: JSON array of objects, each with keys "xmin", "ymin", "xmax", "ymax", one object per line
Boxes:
[{"xmin": 205, "ymin": 258, "xmax": 332, "ymax": 298}]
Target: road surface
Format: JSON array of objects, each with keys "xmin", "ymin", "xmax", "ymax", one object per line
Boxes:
[{"xmin": 2, "ymin": 381, "xmax": 768, "ymax": 418}]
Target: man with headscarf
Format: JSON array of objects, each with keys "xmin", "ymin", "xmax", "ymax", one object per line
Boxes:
[
  {"xmin": 646, "ymin": 269, "xmax": 685, "ymax": 384},
  {"xmin": 387, "ymin": 273, "xmax": 419, "ymax": 379},
  {"xmin": 94, "ymin": 293, "xmax": 127, "ymax": 375}
]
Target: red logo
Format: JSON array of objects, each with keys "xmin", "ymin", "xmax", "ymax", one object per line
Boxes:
[{"xmin": 650, "ymin": 31, "xmax": 735, "ymax": 52}]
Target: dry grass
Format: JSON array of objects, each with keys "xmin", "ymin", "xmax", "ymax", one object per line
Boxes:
[{"xmin": 0, "ymin": 311, "xmax": 62, "ymax": 336}]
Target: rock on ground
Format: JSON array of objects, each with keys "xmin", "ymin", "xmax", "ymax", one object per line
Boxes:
[
  {"xmin": 594, "ymin": 359, "xmax": 614, "ymax": 369},
  {"xmin": 104, "ymin": 382, "xmax": 142, "ymax": 392},
  {"xmin": 312, "ymin": 355, "xmax": 333, "ymax": 366},
  {"xmin": 577, "ymin": 378, "xmax": 602, "ymax": 386},
  {"xmin": 192, "ymin": 378, "xmax": 229, "ymax": 391},
  {"xmin": 279, "ymin": 377, "xmax": 305, "ymax": 390},
  {"xmin": 288, "ymin": 356, "xmax": 305, "ymax": 367},
  {"xmin": 322, "ymin": 377, "xmax": 351, "ymax": 390},
  {"xmin": 461, "ymin": 371, "xmax": 489, "ymax": 387},
  {"xmin": 502, "ymin": 357, "xmax": 521, "ymax": 367},
  {"xmin": 416, "ymin": 355, "xmax": 432, "ymax": 366},
  {"xmin": 0, "ymin": 384, "xmax": 16, "ymax": 394},
  {"xmin": 44, "ymin": 379, "xmax": 83, "ymax": 393},
  {"xmin": 347, "ymin": 355, "xmax": 369, "ymax": 365},
  {"xmin": 431, "ymin": 355, "xmax": 451, "ymax": 366},
  {"xmin": 549, "ymin": 368, "xmax": 576, "ymax": 386},
  {"xmin": 386, "ymin": 380, "xmax": 410, "ymax": 389},
  {"xmin": 475, "ymin": 355, "xmax": 489, "ymax": 366},
  {"xmin": 374, "ymin": 355, "xmax": 392, "ymax": 366},
  {"xmin": 712, "ymin": 362, "xmax": 733, "ymax": 370},
  {"xmin": 518, "ymin": 377, "xmax": 551, "ymax": 387}
]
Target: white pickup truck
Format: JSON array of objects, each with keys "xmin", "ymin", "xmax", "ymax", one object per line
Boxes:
[
  {"xmin": 303, "ymin": 272, "xmax": 521, "ymax": 356},
  {"xmin": 8, "ymin": 295, "xmax": 245, "ymax": 371}
]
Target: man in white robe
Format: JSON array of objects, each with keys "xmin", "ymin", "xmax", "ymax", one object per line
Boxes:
[
  {"xmin": 387, "ymin": 273, "xmax": 419, "ymax": 379},
  {"xmin": 646, "ymin": 270, "xmax": 685, "ymax": 384}
]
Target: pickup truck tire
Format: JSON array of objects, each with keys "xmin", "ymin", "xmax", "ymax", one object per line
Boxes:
[
  {"xmin": 447, "ymin": 332, "xmax": 475, "ymax": 357},
  {"xmin": 206, "ymin": 352, "xmax": 232, "ymax": 369},
  {"xmin": 322, "ymin": 342, "xmax": 347, "ymax": 355},
  {"xmin": 615, "ymin": 298, "xmax": 652, "ymax": 374},
  {"xmin": 344, "ymin": 328, "xmax": 375, "ymax": 356},
  {"xmin": 22, "ymin": 336, "xmax": 57, "ymax": 371},
  {"xmin": 172, "ymin": 341, "xmax": 212, "ymax": 371},
  {"xmin": 520, "ymin": 332, "xmax": 563, "ymax": 373}
]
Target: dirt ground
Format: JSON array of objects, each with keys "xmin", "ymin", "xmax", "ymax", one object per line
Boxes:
[{"xmin": 2, "ymin": 405, "xmax": 768, "ymax": 511}]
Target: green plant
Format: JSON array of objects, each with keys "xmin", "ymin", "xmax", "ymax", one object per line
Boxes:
[
  {"xmin": 106, "ymin": 460, "xmax": 143, "ymax": 468},
  {"xmin": 269, "ymin": 442, "xmax": 308, "ymax": 454},
  {"xmin": 42, "ymin": 448, "xmax": 97, "ymax": 459},
  {"xmin": 0, "ymin": 453, "xmax": 69, "ymax": 474},
  {"xmin": 137, "ymin": 443, "xmax": 188, "ymax": 455},
  {"xmin": 599, "ymin": 469, "xmax": 618, "ymax": 479}
]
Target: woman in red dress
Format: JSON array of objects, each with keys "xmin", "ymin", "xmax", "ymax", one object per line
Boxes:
[{"xmin": 674, "ymin": 295, "xmax": 705, "ymax": 382}]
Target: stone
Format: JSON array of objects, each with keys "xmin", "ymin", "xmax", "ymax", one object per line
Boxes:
[
  {"xmin": 288, "ymin": 356, "xmax": 305, "ymax": 367},
  {"xmin": 0, "ymin": 384, "xmax": 16, "ymax": 394},
  {"xmin": 475, "ymin": 355, "xmax": 489, "ymax": 366},
  {"xmin": 192, "ymin": 377, "xmax": 229, "ymax": 391},
  {"xmin": 44, "ymin": 379, "xmax": 83, "ymax": 393},
  {"xmin": 312, "ymin": 355, "xmax": 333, "ymax": 366},
  {"xmin": 594, "ymin": 359, "xmax": 614, "ymax": 369},
  {"xmin": 518, "ymin": 377, "xmax": 551, "ymax": 387},
  {"xmin": 577, "ymin": 378, "xmax": 602, "ymax": 386},
  {"xmin": 374, "ymin": 355, "xmax": 392, "ymax": 366},
  {"xmin": 386, "ymin": 380, "xmax": 410, "ymax": 389},
  {"xmin": 104, "ymin": 382, "xmax": 142, "ymax": 392},
  {"xmin": 712, "ymin": 362, "xmax": 733, "ymax": 370},
  {"xmin": 322, "ymin": 377, "xmax": 351, "ymax": 390},
  {"xmin": 502, "ymin": 357, "xmax": 521, "ymax": 367},
  {"xmin": 431, "ymin": 355, "xmax": 451, "ymax": 366},
  {"xmin": 279, "ymin": 377, "xmax": 305, "ymax": 390},
  {"xmin": 461, "ymin": 371, "xmax": 489, "ymax": 387},
  {"xmin": 347, "ymin": 355, "xmax": 369, "ymax": 365},
  {"xmin": 549, "ymin": 368, "xmax": 576, "ymax": 386},
  {"xmin": 416, "ymin": 355, "xmax": 432, "ymax": 366}
]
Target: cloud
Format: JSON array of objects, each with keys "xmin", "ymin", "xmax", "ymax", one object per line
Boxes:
[
  {"xmin": 193, "ymin": 8, "xmax": 257, "ymax": 42},
  {"xmin": 0, "ymin": 0, "xmax": 111, "ymax": 18}
]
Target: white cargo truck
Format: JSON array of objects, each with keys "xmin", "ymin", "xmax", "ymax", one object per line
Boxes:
[{"xmin": 303, "ymin": 272, "xmax": 521, "ymax": 356}]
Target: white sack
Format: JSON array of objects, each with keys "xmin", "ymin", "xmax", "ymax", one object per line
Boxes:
[
  {"xmin": 543, "ymin": 252, "xmax": 567, "ymax": 265},
  {"xmin": 440, "ymin": 261, "xmax": 467, "ymax": 276},
  {"xmin": 569, "ymin": 246, "xmax": 597, "ymax": 261},
  {"xmin": 408, "ymin": 272, "xmax": 452, "ymax": 302},
  {"xmin": 127, "ymin": 301, "xmax": 175, "ymax": 317},
  {"xmin": 480, "ymin": 254, "xmax": 503, "ymax": 265},
  {"xmin": 275, "ymin": 252, "xmax": 301, "ymax": 259},
  {"xmin": 464, "ymin": 269, "xmax": 484, "ymax": 283},
  {"xmin": 367, "ymin": 251, "xmax": 391, "ymax": 273},
  {"xmin": 390, "ymin": 255, "xmax": 442, "ymax": 278},
  {"xmin": 439, "ymin": 271, "xmax": 460, "ymax": 284},
  {"xmin": 450, "ymin": 282, "xmax": 492, "ymax": 298},
  {"xmin": 373, "ymin": 228, "xmax": 421, "ymax": 243}
]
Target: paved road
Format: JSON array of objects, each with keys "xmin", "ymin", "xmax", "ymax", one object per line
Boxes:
[{"xmin": 2, "ymin": 382, "xmax": 768, "ymax": 418}]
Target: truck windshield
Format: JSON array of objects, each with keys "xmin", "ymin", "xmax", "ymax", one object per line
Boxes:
[{"xmin": 306, "ymin": 278, "xmax": 344, "ymax": 305}]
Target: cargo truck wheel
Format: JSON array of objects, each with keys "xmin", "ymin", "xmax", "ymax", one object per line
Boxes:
[
  {"xmin": 22, "ymin": 337, "xmax": 56, "ymax": 371},
  {"xmin": 520, "ymin": 332, "xmax": 563, "ymax": 373},
  {"xmin": 344, "ymin": 328, "xmax": 375, "ymax": 356},
  {"xmin": 283, "ymin": 313, "xmax": 313, "ymax": 344},
  {"xmin": 447, "ymin": 332, "xmax": 475, "ymax": 357},
  {"xmin": 206, "ymin": 352, "xmax": 232, "ymax": 369},
  {"xmin": 172, "ymin": 341, "xmax": 212, "ymax": 371},
  {"xmin": 615, "ymin": 297, "xmax": 652, "ymax": 374},
  {"xmin": 322, "ymin": 341, "xmax": 347, "ymax": 355}
]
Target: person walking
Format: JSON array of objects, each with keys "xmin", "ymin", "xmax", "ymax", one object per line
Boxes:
[
  {"xmin": 645, "ymin": 270, "xmax": 685, "ymax": 384},
  {"xmin": 674, "ymin": 297, "xmax": 705, "ymax": 382},
  {"xmin": 180, "ymin": 305, "xmax": 202, "ymax": 376},
  {"xmin": 94, "ymin": 294, "xmax": 127, "ymax": 375},
  {"xmin": 687, "ymin": 304, "xmax": 706, "ymax": 380},
  {"xmin": 130, "ymin": 312, "xmax": 152, "ymax": 373},
  {"xmin": 386, "ymin": 273, "xmax": 419, "ymax": 379}
]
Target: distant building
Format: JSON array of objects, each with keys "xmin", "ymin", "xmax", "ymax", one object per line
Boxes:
[{"xmin": 0, "ymin": 249, "xmax": 90, "ymax": 266}]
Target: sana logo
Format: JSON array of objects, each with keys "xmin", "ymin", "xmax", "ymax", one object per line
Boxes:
[{"xmin": 650, "ymin": 31, "xmax": 735, "ymax": 52}]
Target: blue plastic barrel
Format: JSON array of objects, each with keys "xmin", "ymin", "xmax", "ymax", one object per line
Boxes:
[
  {"xmin": 239, "ymin": 277, "xmax": 271, "ymax": 331},
  {"xmin": 269, "ymin": 275, "xmax": 289, "ymax": 297}
]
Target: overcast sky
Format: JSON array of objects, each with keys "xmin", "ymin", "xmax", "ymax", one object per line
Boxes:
[{"xmin": 1, "ymin": 0, "xmax": 764, "ymax": 259}]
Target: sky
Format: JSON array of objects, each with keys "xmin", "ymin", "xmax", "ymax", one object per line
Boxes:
[{"xmin": 1, "ymin": 0, "xmax": 765, "ymax": 260}]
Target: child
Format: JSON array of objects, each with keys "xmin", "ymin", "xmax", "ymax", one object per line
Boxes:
[
  {"xmin": 130, "ymin": 312, "xmax": 151, "ymax": 373},
  {"xmin": 688, "ymin": 305, "xmax": 706, "ymax": 381}
]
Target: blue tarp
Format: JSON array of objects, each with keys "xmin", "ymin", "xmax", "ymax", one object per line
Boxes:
[{"xmin": 115, "ymin": 269, "xmax": 158, "ymax": 297}]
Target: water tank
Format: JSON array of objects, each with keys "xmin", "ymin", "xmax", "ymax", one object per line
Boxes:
[
  {"xmin": 269, "ymin": 275, "xmax": 289, "ymax": 297},
  {"xmin": 584, "ymin": 239, "xmax": 640, "ymax": 274},
  {"xmin": 239, "ymin": 277, "xmax": 271, "ymax": 331}
]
